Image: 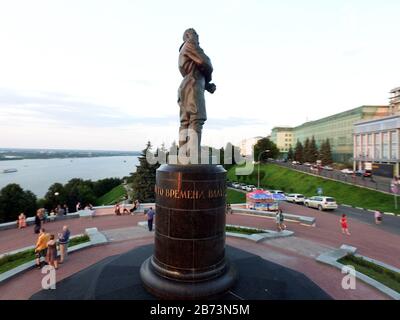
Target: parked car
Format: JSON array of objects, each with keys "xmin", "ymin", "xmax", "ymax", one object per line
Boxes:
[
  {"xmin": 341, "ymin": 168, "xmax": 354, "ymax": 174},
  {"xmin": 232, "ymin": 182, "xmax": 241, "ymax": 188},
  {"xmin": 355, "ymin": 169, "xmax": 372, "ymax": 177},
  {"xmin": 240, "ymin": 183, "xmax": 248, "ymax": 190},
  {"xmin": 245, "ymin": 185, "xmax": 256, "ymax": 192},
  {"xmin": 310, "ymin": 165, "xmax": 319, "ymax": 172},
  {"xmin": 285, "ymin": 193, "xmax": 305, "ymax": 204},
  {"xmin": 292, "ymin": 161, "xmax": 301, "ymax": 165},
  {"xmin": 322, "ymin": 165, "xmax": 333, "ymax": 171},
  {"xmin": 270, "ymin": 190, "xmax": 285, "ymax": 195},
  {"xmin": 355, "ymin": 169, "xmax": 364, "ymax": 176},
  {"xmin": 363, "ymin": 170, "xmax": 372, "ymax": 177},
  {"xmin": 304, "ymin": 196, "xmax": 338, "ymax": 211},
  {"xmin": 304, "ymin": 162, "xmax": 312, "ymax": 167}
]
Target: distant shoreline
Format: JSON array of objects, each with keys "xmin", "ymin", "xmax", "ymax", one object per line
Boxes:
[
  {"xmin": 0, "ymin": 154, "xmax": 140, "ymax": 161},
  {"xmin": 0, "ymin": 149, "xmax": 141, "ymax": 161}
]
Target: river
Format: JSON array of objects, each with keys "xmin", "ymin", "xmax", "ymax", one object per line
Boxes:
[{"xmin": 0, "ymin": 156, "xmax": 139, "ymax": 198}]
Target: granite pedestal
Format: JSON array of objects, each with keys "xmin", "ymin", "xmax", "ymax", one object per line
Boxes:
[{"xmin": 140, "ymin": 164, "xmax": 236, "ymax": 299}]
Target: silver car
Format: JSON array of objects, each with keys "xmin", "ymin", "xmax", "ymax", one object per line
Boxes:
[{"xmin": 304, "ymin": 196, "xmax": 338, "ymax": 211}]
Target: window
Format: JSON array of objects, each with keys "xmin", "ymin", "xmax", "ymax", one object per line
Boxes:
[
  {"xmin": 356, "ymin": 135, "xmax": 361, "ymax": 158},
  {"xmin": 391, "ymin": 131, "xmax": 398, "ymax": 160},
  {"xmin": 374, "ymin": 133, "xmax": 380, "ymax": 159},
  {"xmin": 382, "ymin": 132, "xmax": 389, "ymax": 160},
  {"xmin": 367, "ymin": 134, "xmax": 373, "ymax": 159}
]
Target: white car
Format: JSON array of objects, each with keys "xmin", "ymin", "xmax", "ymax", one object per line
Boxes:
[
  {"xmin": 240, "ymin": 184, "xmax": 248, "ymax": 190},
  {"xmin": 245, "ymin": 185, "xmax": 256, "ymax": 192},
  {"xmin": 322, "ymin": 166, "xmax": 333, "ymax": 171},
  {"xmin": 270, "ymin": 190, "xmax": 285, "ymax": 195},
  {"xmin": 285, "ymin": 193, "xmax": 305, "ymax": 204},
  {"xmin": 304, "ymin": 162, "xmax": 312, "ymax": 167},
  {"xmin": 304, "ymin": 196, "xmax": 338, "ymax": 211},
  {"xmin": 341, "ymin": 168, "xmax": 354, "ymax": 174},
  {"xmin": 232, "ymin": 182, "xmax": 241, "ymax": 188}
]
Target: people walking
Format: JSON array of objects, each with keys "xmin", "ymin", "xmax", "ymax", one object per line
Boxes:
[
  {"xmin": 76, "ymin": 202, "xmax": 81, "ymax": 212},
  {"xmin": 46, "ymin": 234, "xmax": 59, "ymax": 269},
  {"xmin": 374, "ymin": 210, "xmax": 383, "ymax": 225},
  {"xmin": 276, "ymin": 209, "xmax": 286, "ymax": 232},
  {"xmin": 146, "ymin": 207, "xmax": 155, "ymax": 231},
  {"xmin": 58, "ymin": 225, "xmax": 70, "ymax": 264},
  {"xmin": 17, "ymin": 213, "xmax": 27, "ymax": 229},
  {"xmin": 340, "ymin": 214, "xmax": 351, "ymax": 235},
  {"xmin": 35, "ymin": 228, "xmax": 50, "ymax": 268},
  {"xmin": 226, "ymin": 203, "xmax": 232, "ymax": 214},
  {"xmin": 114, "ymin": 203, "xmax": 121, "ymax": 215}
]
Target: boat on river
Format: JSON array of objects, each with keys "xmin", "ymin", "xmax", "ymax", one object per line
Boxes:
[{"xmin": 2, "ymin": 168, "xmax": 18, "ymax": 173}]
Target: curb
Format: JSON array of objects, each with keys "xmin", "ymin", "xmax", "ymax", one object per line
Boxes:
[
  {"xmin": 225, "ymin": 224, "xmax": 294, "ymax": 242},
  {"xmin": 136, "ymin": 221, "xmax": 294, "ymax": 242},
  {"xmin": 0, "ymin": 229, "xmax": 109, "ymax": 285},
  {"xmin": 316, "ymin": 246, "xmax": 400, "ymax": 300},
  {"xmin": 339, "ymin": 204, "xmax": 398, "ymax": 217}
]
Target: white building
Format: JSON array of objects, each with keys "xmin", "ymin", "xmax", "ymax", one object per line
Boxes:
[
  {"xmin": 353, "ymin": 114, "xmax": 400, "ymax": 177},
  {"xmin": 239, "ymin": 136, "xmax": 263, "ymax": 156}
]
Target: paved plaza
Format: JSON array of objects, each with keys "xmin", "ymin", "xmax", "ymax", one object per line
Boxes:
[{"xmin": 0, "ymin": 203, "xmax": 398, "ymax": 300}]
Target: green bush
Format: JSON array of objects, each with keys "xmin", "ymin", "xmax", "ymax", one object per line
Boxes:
[{"xmin": 225, "ymin": 225, "xmax": 265, "ymax": 235}]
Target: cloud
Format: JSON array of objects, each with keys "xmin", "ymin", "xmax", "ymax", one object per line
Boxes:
[{"xmin": 0, "ymin": 87, "xmax": 265, "ymax": 130}]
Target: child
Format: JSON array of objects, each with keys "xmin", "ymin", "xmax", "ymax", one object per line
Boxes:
[
  {"xmin": 340, "ymin": 214, "xmax": 351, "ymax": 235},
  {"xmin": 374, "ymin": 210, "xmax": 382, "ymax": 225}
]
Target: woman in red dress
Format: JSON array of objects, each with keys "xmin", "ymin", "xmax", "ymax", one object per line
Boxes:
[{"xmin": 340, "ymin": 214, "xmax": 350, "ymax": 235}]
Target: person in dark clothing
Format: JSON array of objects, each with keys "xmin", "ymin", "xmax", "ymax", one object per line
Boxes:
[
  {"xmin": 146, "ymin": 207, "xmax": 155, "ymax": 231},
  {"xmin": 34, "ymin": 210, "xmax": 42, "ymax": 234}
]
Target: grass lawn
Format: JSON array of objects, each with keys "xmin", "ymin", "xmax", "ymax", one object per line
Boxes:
[
  {"xmin": 338, "ymin": 254, "xmax": 400, "ymax": 293},
  {"xmin": 228, "ymin": 163, "xmax": 400, "ymax": 214},
  {"xmin": 227, "ymin": 188, "xmax": 246, "ymax": 204},
  {"xmin": 225, "ymin": 225, "xmax": 265, "ymax": 235},
  {"xmin": 96, "ymin": 184, "xmax": 126, "ymax": 206},
  {"xmin": 0, "ymin": 234, "xmax": 90, "ymax": 274}
]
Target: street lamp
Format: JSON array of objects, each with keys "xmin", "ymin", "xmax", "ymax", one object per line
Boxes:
[{"xmin": 257, "ymin": 149, "xmax": 270, "ymax": 188}]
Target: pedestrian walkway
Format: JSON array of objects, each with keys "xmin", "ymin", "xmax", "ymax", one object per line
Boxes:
[{"xmin": 1, "ymin": 203, "xmax": 399, "ymax": 300}]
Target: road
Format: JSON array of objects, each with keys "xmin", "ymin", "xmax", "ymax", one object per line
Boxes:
[
  {"xmin": 273, "ymin": 161, "xmax": 394, "ymax": 194},
  {"xmin": 229, "ymin": 187, "xmax": 400, "ymax": 236}
]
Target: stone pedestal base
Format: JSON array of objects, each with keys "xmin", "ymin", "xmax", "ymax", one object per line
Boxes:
[
  {"xmin": 140, "ymin": 256, "xmax": 236, "ymax": 300},
  {"xmin": 140, "ymin": 164, "xmax": 236, "ymax": 299}
]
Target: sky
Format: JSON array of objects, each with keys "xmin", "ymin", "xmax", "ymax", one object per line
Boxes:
[{"xmin": 1, "ymin": 0, "xmax": 400, "ymax": 151}]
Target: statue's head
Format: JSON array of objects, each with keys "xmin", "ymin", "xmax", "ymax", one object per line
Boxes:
[{"xmin": 183, "ymin": 28, "xmax": 199, "ymax": 43}]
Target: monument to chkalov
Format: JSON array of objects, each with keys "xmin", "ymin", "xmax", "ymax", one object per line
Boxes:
[{"xmin": 140, "ymin": 28, "xmax": 236, "ymax": 299}]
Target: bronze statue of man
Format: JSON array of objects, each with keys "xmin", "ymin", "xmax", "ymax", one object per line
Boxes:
[{"xmin": 178, "ymin": 28, "xmax": 216, "ymax": 156}]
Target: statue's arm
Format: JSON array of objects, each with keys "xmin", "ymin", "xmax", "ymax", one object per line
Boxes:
[{"xmin": 185, "ymin": 42, "xmax": 213, "ymax": 83}]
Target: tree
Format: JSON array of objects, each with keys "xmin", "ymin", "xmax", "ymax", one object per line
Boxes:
[
  {"xmin": 0, "ymin": 184, "xmax": 37, "ymax": 223},
  {"xmin": 63, "ymin": 179, "xmax": 96, "ymax": 211},
  {"xmin": 294, "ymin": 140, "xmax": 303, "ymax": 162},
  {"xmin": 130, "ymin": 141, "xmax": 160, "ymax": 202},
  {"xmin": 254, "ymin": 137, "xmax": 279, "ymax": 163},
  {"xmin": 320, "ymin": 138, "xmax": 333, "ymax": 165},
  {"xmin": 303, "ymin": 138, "xmax": 310, "ymax": 162},
  {"xmin": 43, "ymin": 183, "xmax": 66, "ymax": 211},
  {"xmin": 309, "ymin": 136, "xmax": 319, "ymax": 163},
  {"xmin": 287, "ymin": 146, "xmax": 294, "ymax": 161}
]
